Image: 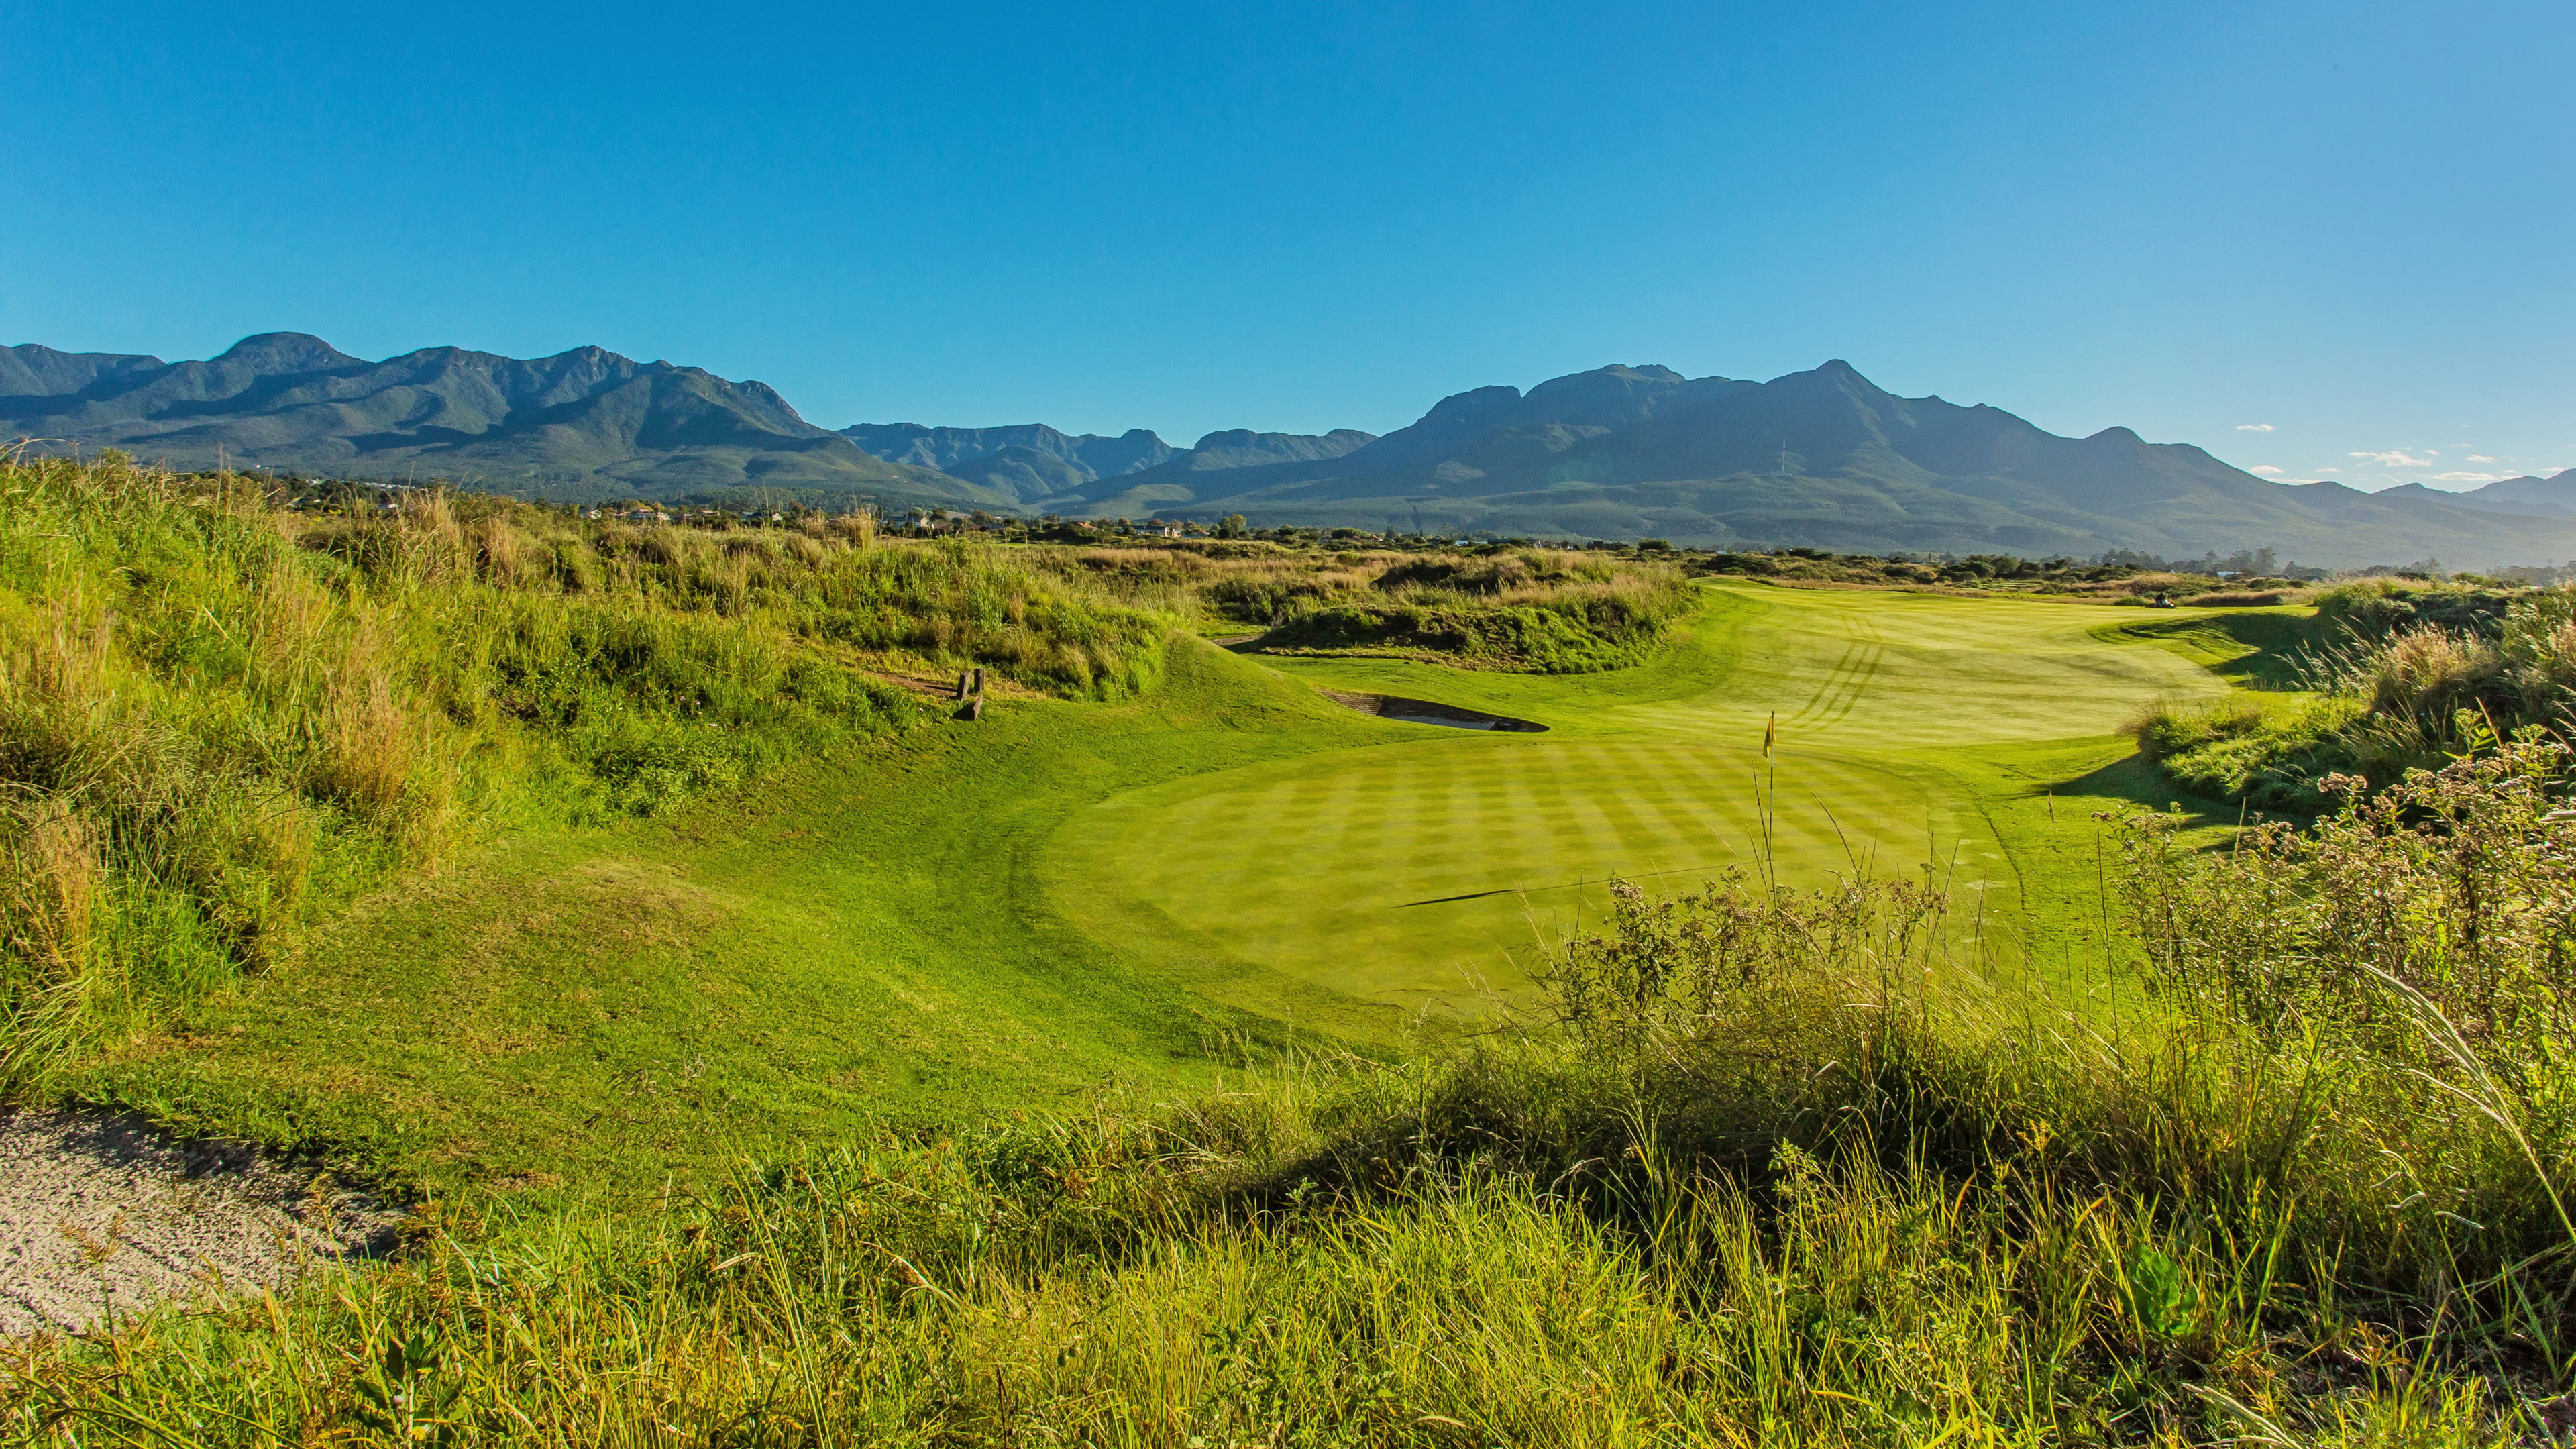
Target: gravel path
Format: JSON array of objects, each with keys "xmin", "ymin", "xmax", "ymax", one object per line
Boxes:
[{"xmin": 0, "ymin": 1110, "xmax": 398, "ymax": 1337}]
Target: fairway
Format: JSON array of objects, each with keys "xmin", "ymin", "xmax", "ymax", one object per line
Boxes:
[
  {"xmin": 88, "ymin": 580, "xmax": 2260, "ymax": 1191},
  {"xmin": 1042, "ymin": 582, "xmax": 2235, "ymax": 1016}
]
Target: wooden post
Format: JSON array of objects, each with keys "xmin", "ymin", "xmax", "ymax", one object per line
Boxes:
[
  {"xmin": 956, "ymin": 671, "xmax": 971, "ymax": 700},
  {"xmin": 971, "ymin": 667, "xmax": 985, "ymax": 696}
]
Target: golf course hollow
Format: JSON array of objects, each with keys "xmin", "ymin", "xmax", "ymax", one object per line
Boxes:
[{"xmin": 1320, "ymin": 688, "xmax": 1548, "ymax": 732}]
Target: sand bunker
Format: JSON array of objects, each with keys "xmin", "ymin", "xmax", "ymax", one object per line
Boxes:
[
  {"xmin": 1, "ymin": 1110, "xmax": 399, "ymax": 1337},
  {"xmin": 1321, "ymin": 690, "xmax": 1548, "ymax": 732}
]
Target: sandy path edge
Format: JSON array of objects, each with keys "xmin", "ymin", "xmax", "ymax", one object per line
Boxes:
[{"xmin": 1, "ymin": 1109, "xmax": 402, "ymax": 1338}]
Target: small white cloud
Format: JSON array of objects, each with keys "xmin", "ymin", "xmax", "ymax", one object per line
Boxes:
[
  {"xmin": 2467, "ymin": 454, "xmax": 2496, "ymax": 462},
  {"xmin": 2351, "ymin": 449, "xmax": 2436, "ymax": 467},
  {"xmin": 2249, "ymin": 465, "xmax": 2286, "ymax": 475},
  {"xmin": 2237, "ymin": 423, "xmax": 2275, "ymax": 432},
  {"xmin": 2434, "ymin": 471, "xmax": 2506, "ymax": 483},
  {"xmin": 2316, "ymin": 466, "xmax": 2341, "ymax": 472}
]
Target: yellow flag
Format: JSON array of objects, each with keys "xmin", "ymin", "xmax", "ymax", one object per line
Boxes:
[{"xmin": 1762, "ymin": 712, "xmax": 1775, "ymax": 759}]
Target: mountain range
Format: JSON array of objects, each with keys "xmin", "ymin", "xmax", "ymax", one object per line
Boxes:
[
  {"xmin": 835, "ymin": 422, "xmax": 1379, "ymax": 505},
  {"xmin": 9, "ymin": 334, "xmax": 2573, "ymax": 568},
  {"xmin": 0, "ymin": 334, "xmax": 990, "ymax": 507},
  {"xmin": 2373, "ymin": 472, "xmax": 2576, "ymax": 520},
  {"xmin": 992, "ymin": 360, "xmax": 2576, "ymax": 568}
]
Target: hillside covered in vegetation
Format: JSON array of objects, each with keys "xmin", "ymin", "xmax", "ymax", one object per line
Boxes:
[{"xmin": 0, "ymin": 455, "xmax": 1175, "ymax": 1090}]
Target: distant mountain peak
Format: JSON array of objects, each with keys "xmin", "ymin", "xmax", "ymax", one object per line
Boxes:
[
  {"xmin": 215, "ymin": 332, "xmax": 360, "ymax": 373},
  {"xmin": 1184, "ymin": 428, "xmax": 1377, "ymax": 465},
  {"xmin": 1780, "ymin": 359, "xmax": 1888, "ymax": 398},
  {"xmin": 1423, "ymin": 383, "xmax": 1523, "ymax": 417}
]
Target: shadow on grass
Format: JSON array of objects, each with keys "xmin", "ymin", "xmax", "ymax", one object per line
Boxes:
[
  {"xmin": 2106, "ymin": 611, "xmax": 2324, "ymax": 690},
  {"xmin": 2049, "ymin": 751, "xmax": 2250, "ymax": 832}
]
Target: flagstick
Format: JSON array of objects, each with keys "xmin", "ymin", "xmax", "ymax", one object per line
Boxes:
[{"xmin": 1760, "ymin": 712, "xmax": 1777, "ymax": 888}]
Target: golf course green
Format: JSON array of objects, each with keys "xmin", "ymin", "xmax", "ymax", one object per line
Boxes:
[
  {"xmin": 1053, "ymin": 583, "xmax": 2235, "ymax": 1024},
  {"xmin": 89, "ymin": 579, "xmax": 2255, "ymax": 1193}
]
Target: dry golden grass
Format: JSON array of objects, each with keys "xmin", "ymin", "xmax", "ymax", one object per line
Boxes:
[
  {"xmin": 2364, "ymin": 625, "xmax": 2500, "ymax": 714},
  {"xmin": 8, "ymin": 801, "xmax": 95, "ymax": 977}
]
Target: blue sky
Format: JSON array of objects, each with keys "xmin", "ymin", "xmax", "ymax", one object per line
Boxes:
[{"xmin": 5, "ymin": 1, "xmax": 2568, "ymax": 490}]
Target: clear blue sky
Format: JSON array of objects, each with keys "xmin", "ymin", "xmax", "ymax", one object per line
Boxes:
[{"xmin": 6, "ymin": 1, "xmax": 2568, "ymax": 490}]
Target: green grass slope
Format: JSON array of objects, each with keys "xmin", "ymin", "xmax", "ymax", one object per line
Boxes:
[
  {"xmin": 27, "ymin": 737, "xmax": 2576, "ymax": 1442},
  {"xmin": 66, "ymin": 573, "xmax": 2253, "ymax": 1199},
  {"xmin": 85, "ymin": 643, "xmax": 1396, "ymax": 1191}
]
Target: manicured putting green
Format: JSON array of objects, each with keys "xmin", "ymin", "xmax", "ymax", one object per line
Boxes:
[
  {"xmin": 1048, "ymin": 735, "xmax": 1949, "ymax": 1020},
  {"xmin": 1043, "ymin": 582, "xmax": 2233, "ymax": 1016}
]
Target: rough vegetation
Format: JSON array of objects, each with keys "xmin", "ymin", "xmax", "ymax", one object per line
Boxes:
[
  {"xmin": 1036, "ymin": 541, "xmax": 1694, "ymax": 672},
  {"xmin": 2134, "ymin": 578, "xmax": 2567, "ymax": 810},
  {"xmin": 7, "ymin": 743, "xmax": 2574, "ymax": 1442},
  {"xmin": 0, "ymin": 455, "xmax": 1171, "ymax": 1090}
]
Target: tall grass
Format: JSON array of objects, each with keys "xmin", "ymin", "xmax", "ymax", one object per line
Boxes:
[
  {"xmin": 1202, "ymin": 547, "xmax": 1693, "ymax": 672},
  {"xmin": 0, "ymin": 456, "xmax": 1177, "ymax": 1090},
  {"xmin": 1032, "ymin": 541, "xmax": 1697, "ymax": 673},
  {"xmin": 9, "ymin": 741, "xmax": 2571, "ymax": 1443},
  {"xmin": 2133, "ymin": 583, "xmax": 2576, "ymax": 809}
]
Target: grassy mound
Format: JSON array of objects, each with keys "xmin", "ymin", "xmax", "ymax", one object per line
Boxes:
[
  {"xmin": 1037, "ymin": 543, "xmax": 1694, "ymax": 672},
  {"xmin": 2131, "ymin": 580, "xmax": 2576, "ymax": 810},
  {"xmin": 1246, "ymin": 550, "xmax": 1693, "ymax": 672}
]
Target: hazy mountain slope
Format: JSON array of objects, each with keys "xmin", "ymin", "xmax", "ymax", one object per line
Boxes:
[
  {"xmin": 0, "ymin": 343, "xmax": 174, "ymax": 398},
  {"xmin": 2390, "ymin": 470, "xmax": 2576, "ymax": 519},
  {"xmin": 2466, "ymin": 470, "xmax": 2576, "ymax": 504},
  {"xmin": 1342, "ymin": 364, "xmax": 1754, "ymax": 473},
  {"xmin": 1022, "ymin": 362, "xmax": 1769, "ymax": 517},
  {"xmin": 838, "ymin": 423, "xmax": 1175, "ymax": 504},
  {"xmin": 2, "ymin": 335, "xmax": 995, "ymax": 508},
  {"xmin": 1022, "ymin": 427, "xmax": 1379, "ymax": 513},
  {"xmin": 1174, "ymin": 428, "xmax": 1377, "ymax": 470}
]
